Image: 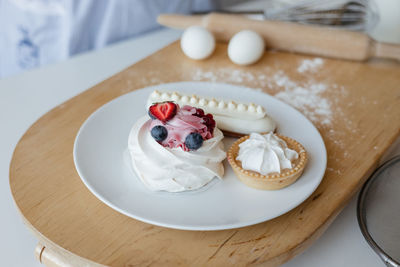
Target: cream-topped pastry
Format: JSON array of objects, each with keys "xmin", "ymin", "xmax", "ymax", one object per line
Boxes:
[
  {"xmin": 236, "ymin": 133, "xmax": 298, "ymax": 175},
  {"xmin": 227, "ymin": 133, "xmax": 307, "ymax": 190},
  {"xmin": 128, "ymin": 102, "xmax": 226, "ymax": 192},
  {"xmin": 147, "ymin": 90, "xmax": 276, "ymax": 136}
]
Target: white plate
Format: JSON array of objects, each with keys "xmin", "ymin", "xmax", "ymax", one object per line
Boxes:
[{"xmin": 74, "ymin": 82, "xmax": 326, "ymax": 231}]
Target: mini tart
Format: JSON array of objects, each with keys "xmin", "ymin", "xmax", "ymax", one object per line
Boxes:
[{"xmin": 227, "ymin": 134, "xmax": 308, "ymax": 190}]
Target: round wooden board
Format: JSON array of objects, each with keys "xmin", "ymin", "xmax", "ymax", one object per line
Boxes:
[{"xmin": 10, "ymin": 42, "xmax": 400, "ymax": 266}]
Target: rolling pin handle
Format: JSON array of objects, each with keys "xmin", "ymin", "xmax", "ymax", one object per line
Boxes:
[
  {"xmin": 371, "ymin": 41, "xmax": 400, "ymax": 61},
  {"xmin": 157, "ymin": 14, "xmax": 202, "ymax": 29}
]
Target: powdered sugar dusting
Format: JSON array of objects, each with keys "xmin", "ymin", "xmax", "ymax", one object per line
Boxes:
[
  {"xmin": 297, "ymin": 58, "xmax": 324, "ymax": 73},
  {"xmin": 192, "ymin": 68, "xmax": 257, "ymax": 84},
  {"xmin": 273, "ymin": 71, "xmax": 332, "ymax": 125}
]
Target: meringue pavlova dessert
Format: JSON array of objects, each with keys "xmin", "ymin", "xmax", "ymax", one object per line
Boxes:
[
  {"xmin": 128, "ymin": 101, "xmax": 226, "ymax": 192},
  {"xmin": 227, "ymin": 132, "xmax": 307, "ymax": 190}
]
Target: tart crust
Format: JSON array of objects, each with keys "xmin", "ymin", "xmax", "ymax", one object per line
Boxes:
[{"xmin": 227, "ymin": 134, "xmax": 308, "ymax": 190}]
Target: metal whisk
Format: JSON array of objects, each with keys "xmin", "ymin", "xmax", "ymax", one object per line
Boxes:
[
  {"xmin": 262, "ymin": 0, "xmax": 379, "ymax": 31},
  {"xmin": 208, "ymin": 0, "xmax": 380, "ymax": 32}
]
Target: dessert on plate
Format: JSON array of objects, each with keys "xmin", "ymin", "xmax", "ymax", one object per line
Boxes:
[
  {"xmin": 227, "ymin": 132, "xmax": 307, "ymax": 190},
  {"xmin": 128, "ymin": 101, "xmax": 226, "ymax": 192},
  {"xmin": 147, "ymin": 90, "xmax": 276, "ymax": 137}
]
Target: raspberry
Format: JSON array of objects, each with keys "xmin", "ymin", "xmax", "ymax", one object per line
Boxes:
[
  {"xmin": 202, "ymin": 113, "xmax": 215, "ymax": 133},
  {"xmin": 193, "ymin": 108, "xmax": 205, "ymax": 117}
]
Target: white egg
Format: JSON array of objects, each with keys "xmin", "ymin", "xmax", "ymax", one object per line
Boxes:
[
  {"xmin": 180, "ymin": 26, "xmax": 215, "ymax": 60},
  {"xmin": 228, "ymin": 30, "xmax": 265, "ymax": 65}
]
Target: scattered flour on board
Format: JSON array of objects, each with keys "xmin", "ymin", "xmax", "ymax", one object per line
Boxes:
[
  {"xmin": 297, "ymin": 58, "xmax": 324, "ymax": 73},
  {"xmin": 192, "ymin": 68, "xmax": 257, "ymax": 84},
  {"xmin": 272, "ymin": 71, "xmax": 332, "ymax": 125}
]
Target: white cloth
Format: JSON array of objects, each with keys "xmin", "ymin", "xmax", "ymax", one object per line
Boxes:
[{"xmin": 0, "ymin": 0, "xmax": 215, "ymax": 78}]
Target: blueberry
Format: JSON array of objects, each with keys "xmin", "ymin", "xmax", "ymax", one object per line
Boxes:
[
  {"xmin": 185, "ymin": 132, "xmax": 203, "ymax": 150},
  {"xmin": 148, "ymin": 110, "xmax": 156, "ymax": 120},
  {"xmin": 151, "ymin": 125, "xmax": 168, "ymax": 142}
]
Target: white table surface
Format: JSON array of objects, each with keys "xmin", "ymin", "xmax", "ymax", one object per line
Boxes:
[{"xmin": 1, "ymin": 27, "xmax": 397, "ymax": 267}]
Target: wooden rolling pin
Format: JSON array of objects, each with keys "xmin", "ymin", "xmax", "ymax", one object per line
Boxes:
[{"xmin": 158, "ymin": 13, "xmax": 400, "ymax": 61}]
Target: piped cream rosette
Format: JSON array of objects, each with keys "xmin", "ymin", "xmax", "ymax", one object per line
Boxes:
[
  {"xmin": 227, "ymin": 133, "xmax": 308, "ymax": 190},
  {"xmin": 146, "ymin": 90, "xmax": 276, "ymax": 136}
]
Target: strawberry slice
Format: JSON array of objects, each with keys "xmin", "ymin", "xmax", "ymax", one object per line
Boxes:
[{"xmin": 149, "ymin": 101, "xmax": 177, "ymax": 122}]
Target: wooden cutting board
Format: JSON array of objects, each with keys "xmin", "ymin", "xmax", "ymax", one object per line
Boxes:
[{"xmin": 10, "ymin": 42, "xmax": 400, "ymax": 266}]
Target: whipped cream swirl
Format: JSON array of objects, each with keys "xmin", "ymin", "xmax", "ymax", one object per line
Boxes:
[
  {"xmin": 128, "ymin": 116, "xmax": 226, "ymax": 192},
  {"xmin": 236, "ymin": 133, "xmax": 298, "ymax": 175}
]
